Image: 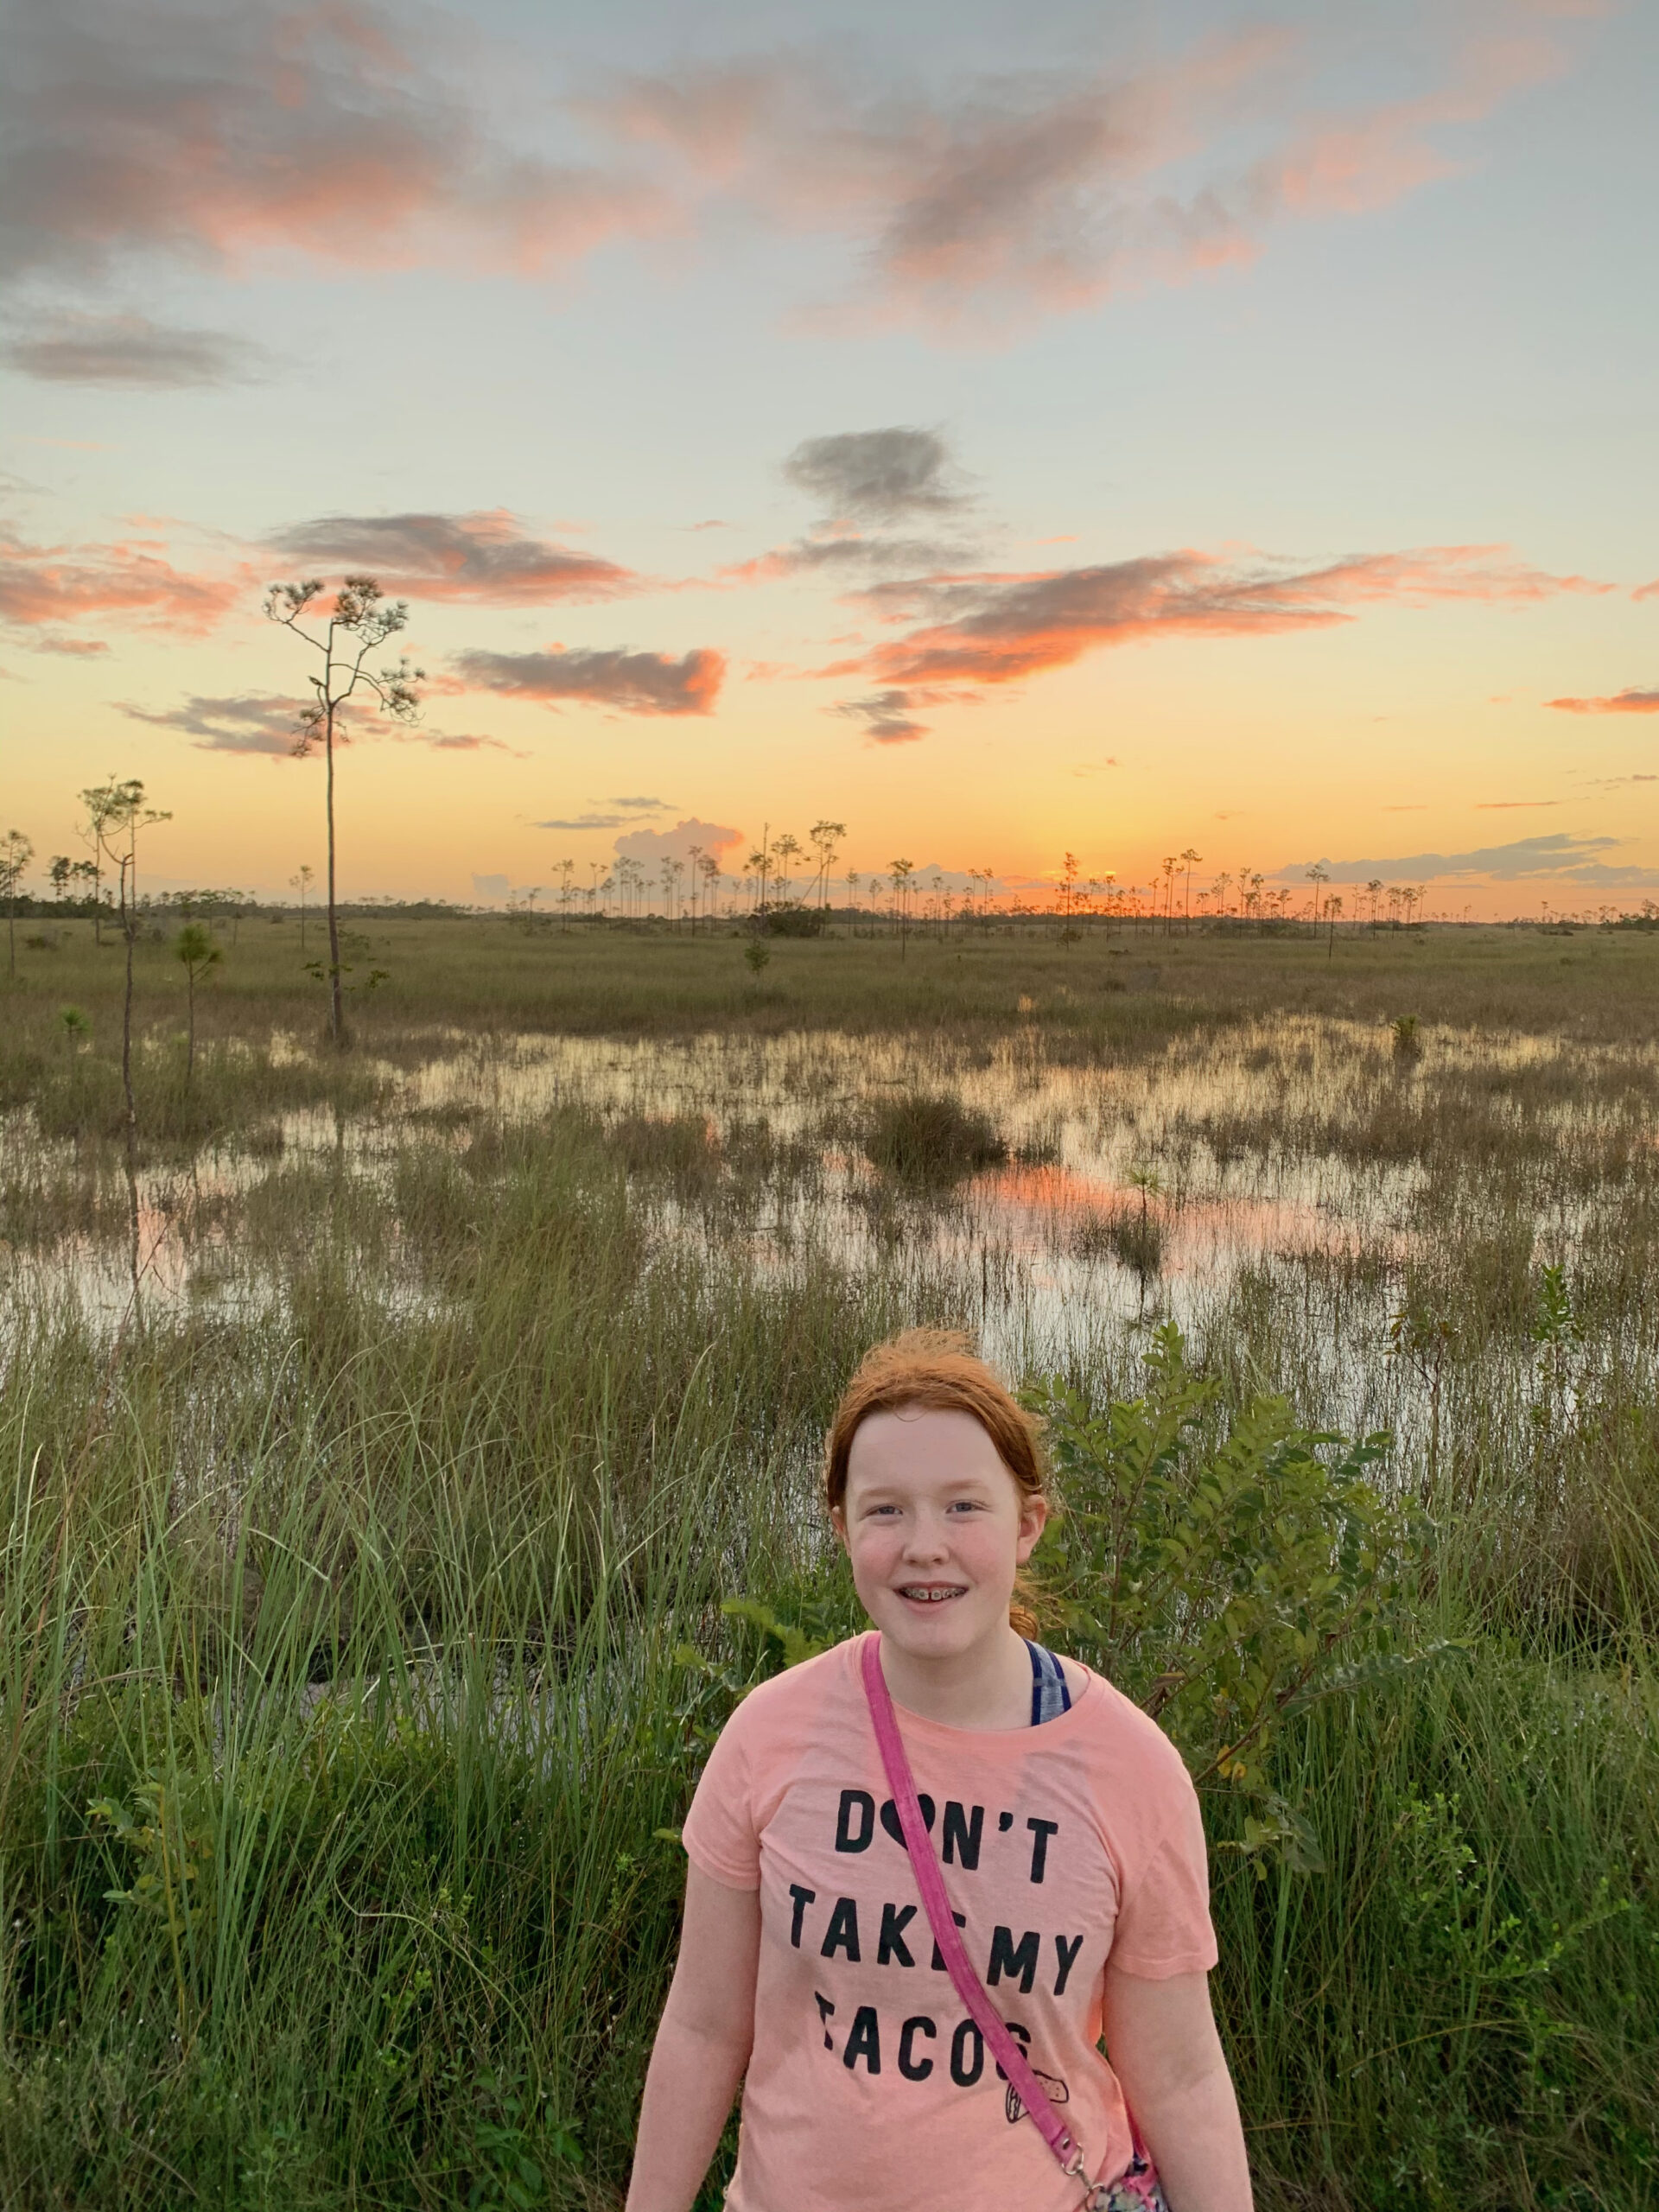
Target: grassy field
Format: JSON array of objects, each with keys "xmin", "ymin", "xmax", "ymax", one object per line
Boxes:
[
  {"xmin": 5, "ymin": 907, "xmax": 1659, "ymax": 1053},
  {"xmin": 0, "ymin": 918, "xmax": 1655, "ymax": 2209}
]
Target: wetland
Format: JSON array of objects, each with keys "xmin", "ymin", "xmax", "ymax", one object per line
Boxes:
[{"xmin": 0, "ymin": 916, "xmax": 1655, "ymax": 2209}]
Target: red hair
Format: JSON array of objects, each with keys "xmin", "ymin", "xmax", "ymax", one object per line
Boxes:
[{"xmin": 825, "ymin": 1329, "xmax": 1050, "ymax": 1637}]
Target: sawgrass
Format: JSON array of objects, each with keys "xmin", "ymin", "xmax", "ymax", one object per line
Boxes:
[{"xmin": 0, "ymin": 931, "xmax": 1656, "ymax": 2209}]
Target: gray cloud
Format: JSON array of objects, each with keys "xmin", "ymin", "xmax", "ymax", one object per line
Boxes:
[
  {"xmin": 120, "ymin": 690, "xmax": 512, "ymax": 756},
  {"xmin": 453, "ymin": 644, "xmax": 724, "ymax": 715},
  {"xmin": 3, "ymin": 312, "xmax": 269, "ymax": 386},
  {"xmin": 268, "ymin": 511, "xmax": 638, "ymax": 604},
  {"xmin": 536, "ymin": 811, "xmax": 642, "ymax": 830},
  {"xmin": 0, "ymin": 0, "xmax": 661, "ymax": 285},
  {"xmin": 1274, "ymin": 835, "xmax": 1659, "ymax": 889},
  {"xmin": 119, "ymin": 690, "xmax": 305, "ymax": 753},
  {"xmin": 783, "ymin": 428, "xmax": 968, "ymax": 525},
  {"xmin": 532, "ymin": 795, "xmax": 669, "ymax": 827},
  {"xmin": 719, "ymin": 427, "xmax": 979, "ymax": 588},
  {"xmin": 723, "ymin": 532, "xmax": 971, "ymax": 586},
  {"xmin": 830, "ymin": 689, "xmax": 929, "ymax": 743}
]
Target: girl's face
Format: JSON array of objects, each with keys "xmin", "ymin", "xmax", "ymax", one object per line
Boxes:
[{"xmin": 832, "ymin": 1406, "xmax": 1047, "ymax": 1662}]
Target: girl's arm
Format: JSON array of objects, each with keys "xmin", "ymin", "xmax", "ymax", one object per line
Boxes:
[
  {"xmin": 1101, "ymin": 1963, "xmax": 1253, "ymax": 2212},
  {"xmin": 626, "ymin": 1865, "xmax": 762, "ymax": 2212}
]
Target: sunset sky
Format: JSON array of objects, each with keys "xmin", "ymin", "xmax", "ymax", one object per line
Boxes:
[{"xmin": 3, "ymin": 0, "xmax": 1656, "ymax": 914}]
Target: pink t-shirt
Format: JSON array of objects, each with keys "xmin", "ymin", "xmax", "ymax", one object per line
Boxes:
[{"xmin": 681, "ymin": 1631, "xmax": 1217, "ymax": 2212}]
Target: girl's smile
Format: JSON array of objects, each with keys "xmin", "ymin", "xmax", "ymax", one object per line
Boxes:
[{"xmin": 830, "ymin": 1405, "xmax": 1050, "ymax": 1714}]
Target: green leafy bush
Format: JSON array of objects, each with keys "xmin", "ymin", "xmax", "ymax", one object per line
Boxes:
[{"xmin": 1027, "ymin": 1325, "xmax": 1450, "ymax": 1866}]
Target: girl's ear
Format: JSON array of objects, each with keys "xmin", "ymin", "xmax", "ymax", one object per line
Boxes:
[
  {"xmin": 829, "ymin": 1503, "xmax": 849, "ymax": 1552},
  {"xmin": 1014, "ymin": 1491, "xmax": 1049, "ymax": 1565}
]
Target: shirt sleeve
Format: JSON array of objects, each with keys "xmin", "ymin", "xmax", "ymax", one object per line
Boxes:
[
  {"xmin": 681, "ymin": 1696, "xmax": 763, "ymax": 1891},
  {"xmin": 1104, "ymin": 1722, "xmax": 1219, "ymax": 1979}
]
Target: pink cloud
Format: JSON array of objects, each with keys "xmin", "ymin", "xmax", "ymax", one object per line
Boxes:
[
  {"xmin": 844, "ymin": 543, "xmax": 1605, "ymax": 690},
  {"xmin": 1546, "ymin": 687, "xmax": 1659, "ymax": 714},
  {"xmin": 0, "ymin": 531, "xmax": 248, "ymax": 636},
  {"xmin": 1246, "ymin": 20, "xmax": 1576, "ymax": 226},
  {"xmin": 589, "ymin": 38, "xmax": 1278, "ymax": 331},
  {"xmin": 1, "ymin": 0, "xmax": 664, "ymax": 284},
  {"xmin": 1287, "ymin": 544, "xmax": 1611, "ymax": 607},
  {"xmin": 590, "ymin": 14, "xmax": 1599, "ymax": 334}
]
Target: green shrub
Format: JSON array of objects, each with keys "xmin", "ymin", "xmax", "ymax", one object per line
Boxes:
[{"xmin": 1028, "ymin": 1325, "xmax": 1444, "ymax": 1866}]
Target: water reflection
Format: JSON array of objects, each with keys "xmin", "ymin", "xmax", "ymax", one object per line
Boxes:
[{"xmin": 3, "ymin": 1015, "xmax": 1654, "ymax": 1473}]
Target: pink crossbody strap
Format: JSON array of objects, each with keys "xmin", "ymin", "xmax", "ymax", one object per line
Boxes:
[{"xmin": 860, "ymin": 1634, "xmax": 1091, "ymax": 2183}]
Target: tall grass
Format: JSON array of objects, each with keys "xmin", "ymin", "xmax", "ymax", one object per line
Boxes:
[
  {"xmin": 1, "ymin": 941, "xmax": 1656, "ymax": 2208},
  {"xmin": 1, "ymin": 1114, "xmax": 944, "ymax": 2209},
  {"xmin": 861, "ymin": 1090, "xmax": 1007, "ymax": 1183}
]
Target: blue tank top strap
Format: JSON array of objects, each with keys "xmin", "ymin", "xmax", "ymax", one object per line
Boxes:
[{"xmin": 1023, "ymin": 1637, "xmax": 1073, "ymax": 1726}]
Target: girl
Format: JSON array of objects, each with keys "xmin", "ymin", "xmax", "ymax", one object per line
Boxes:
[{"xmin": 626, "ymin": 1332, "xmax": 1252, "ymax": 2212}]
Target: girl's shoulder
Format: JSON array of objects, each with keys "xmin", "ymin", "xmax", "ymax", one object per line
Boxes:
[{"xmin": 1061, "ymin": 1658, "xmax": 1198, "ymax": 1798}]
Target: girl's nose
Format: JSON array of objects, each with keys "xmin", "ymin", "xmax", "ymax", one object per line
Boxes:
[{"xmin": 901, "ymin": 1516, "xmax": 950, "ymax": 1560}]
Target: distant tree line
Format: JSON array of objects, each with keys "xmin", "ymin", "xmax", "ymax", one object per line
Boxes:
[{"xmin": 4, "ymin": 561, "xmax": 1652, "ymax": 976}]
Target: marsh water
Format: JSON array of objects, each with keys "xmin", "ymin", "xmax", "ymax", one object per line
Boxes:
[{"xmin": 7, "ymin": 1014, "xmax": 1655, "ymax": 1491}]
